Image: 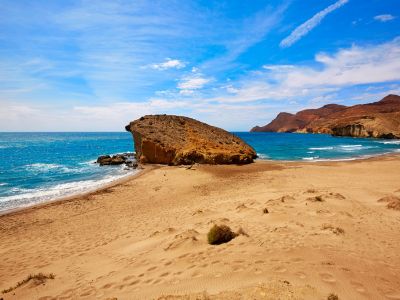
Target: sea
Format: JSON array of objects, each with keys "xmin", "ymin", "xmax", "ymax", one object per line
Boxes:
[{"xmin": 1, "ymin": 132, "xmax": 400, "ymax": 212}]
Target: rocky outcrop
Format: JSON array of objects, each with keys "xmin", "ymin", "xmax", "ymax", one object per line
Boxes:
[
  {"xmin": 96, "ymin": 153, "xmax": 138, "ymax": 168},
  {"xmin": 125, "ymin": 115, "xmax": 257, "ymax": 165},
  {"xmin": 251, "ymin": 94, "xmax": 400, "ymax": 138}
]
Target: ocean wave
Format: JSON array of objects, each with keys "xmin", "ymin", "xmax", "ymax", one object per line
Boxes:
[
  {"xmin": 25, "ymin": 163, "xmax": 63, "ymax": 171},
  {"xmin": 302, "ymin": 156, "xmax": 319, "ymax": 161},
  {"xmin": 340, "ymin": 144, "xmax": 363, "ymax": 148},
  {"xmin": 0, "ymin": 170, "xmax": 138, "ymax": 211},
  {"xmin": 377, "ymin": 140, "xmax": 400, "ymax": 145},
  {"xmin": 0, "ymin": 182, "xmax": 8, "ymax": 186},
  {"xmin": 24, "ymin": 163, "xmax": 95, "ymax": 174},
  {"xmin": 309, "ymin": 146, "xmax": 334, "ymax": 150},
  {"xmin": 307, "ymin": 144, "xmax": 379, "ymax": 154}
]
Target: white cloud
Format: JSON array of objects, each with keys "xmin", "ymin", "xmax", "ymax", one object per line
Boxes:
[
  {"xmin": 211, "ymin": 37, "xmax": 400, "ymax": 103},
  {"xmin": 374, "ymin": 14, "xmax": 396, "ymax": 22},
  {"xmin": 284, "ymin": 38, "xmax": 400, "ymax": 87},
  {"xmin": 280, "ymin": 0, "xmax": 349, "ymax": 48},
  {"xmin": 177, "ymin": 74, "xmax": 211, "ymax": 90},
  {"xmin": 150, "ymin": 58, "xmax": 186, "ymax": 70},
  {"xmin": 263, "ymin": 64, "xmax": 295, "ymax": 71}
]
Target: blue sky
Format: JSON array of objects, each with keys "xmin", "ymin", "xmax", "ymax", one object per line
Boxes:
[{"xmin": 0, "ymin": 0, "xmax": 399, "ymax": 131}]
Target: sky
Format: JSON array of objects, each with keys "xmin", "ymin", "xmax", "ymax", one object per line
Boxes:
[{"xmin": 0, "ymin": 0, "xmax": 399, "ymax": 131}]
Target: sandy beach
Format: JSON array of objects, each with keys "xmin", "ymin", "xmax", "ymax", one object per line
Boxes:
[{"xmin": 1, "ymin": 156, "xmax": 400, "ymax": 300}]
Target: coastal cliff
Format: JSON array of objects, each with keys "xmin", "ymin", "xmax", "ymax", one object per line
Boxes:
[
  {"xmin": 125, "ymin": 115, "xmax": 257, "ymax": 165},
  {"xmin": 251, "ymin": 94, "xmax": 400, "ymax": 138}
]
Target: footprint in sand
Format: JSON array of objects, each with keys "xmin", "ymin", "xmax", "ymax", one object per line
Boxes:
[
  {"xmin": 191, "ymin": 271, "xmax": 203, "ymax": 278},
  {"xmin": 273, "ymin": 266, "xmax": 287, "ymax": 273},
  {"xmin": 233, "ymin": 265, "xmax": 244, "ymax": 272},
  {"xmin": 320, "ymin": 273, "xmax": 336, "ymax": 283},
  {"xmin": 385, "ymin": 293, "xmax": 400, "ymax": 299},
  {"xmin": 350, "ymin": 281, "xmax": 366, "ymax": 293},
  {"xmin": 295, "ymin": 272, "xmax": 306, "ymax": 279},
  {"xmin": 254, "ymin": 269, "xmax": 263, "ymax": 275},
  {"xmin": 102, "ymin": 283, "xmax": 114, "ymax": 289},
  {"xmin": 123, "ymin": 275, "xmax": 135, "ymax": 282},
  {"xmin": 129, "ymin": 279, "xmax": 140, "ymax": 286}
]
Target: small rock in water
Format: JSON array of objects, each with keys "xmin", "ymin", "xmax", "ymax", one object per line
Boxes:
[{"xmin": 96, "ymin": 153, "xmax": 137, "ymax": 168}]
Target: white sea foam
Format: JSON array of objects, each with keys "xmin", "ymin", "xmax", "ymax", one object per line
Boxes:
[
  {"xmin": 0, "ymin": 183, "xmax": 8, "ymax": 186},
  {"xmin": 25, "ymin": 163, "xmax": 92, "ymax": 174},
  {"xmin": 302, "ymin": 156, "xmax": 319, "ymax": 161},
  {"xmin": 309, "ymin": 146, "xmax": 334, "ymax": 150},
  {"xmin": 377, "ymin": 140, "xmax": 400, "ymax": 145},
  {"xmin": 340, "ymin": 144, "xmax": 362, "ymax": 148},
  {"xmin": 25, "ymin": 163, "xmax": 63, "ymax": 171},
  {"xmin": 0, "ymin": 170, "xmax": 138, "ymax": 211}
]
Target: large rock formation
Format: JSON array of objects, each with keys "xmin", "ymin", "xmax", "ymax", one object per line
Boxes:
[
  {"xmin": 251, "ymin": 94, "xmax": 400, "ymax": 139},
  {"xmin": 125, "ymin": 115, "xmax": 257, "ymax": 165}
]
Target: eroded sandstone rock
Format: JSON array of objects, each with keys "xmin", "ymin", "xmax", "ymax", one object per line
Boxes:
[
  {"xmin": 125, "ymin": 115, "xmax": 257, "ymax": 165},
  {"xmin": 251, "ymin": 94, "xmax": 400, "ymax": 139}
]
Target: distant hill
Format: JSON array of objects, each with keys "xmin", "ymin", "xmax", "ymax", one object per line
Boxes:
[{"xmin": 251, "ymin": 94, "xmax": 400, "ymax": 139}]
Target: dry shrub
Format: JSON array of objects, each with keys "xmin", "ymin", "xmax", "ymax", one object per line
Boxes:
[
  {"xmin": 2, "ymin": 273, "xmax": 55, "ymax": 294},
  {"xmin": 207, "ymin": 224, "xmax": 237, "ymax": 245},
  {"xmin": 378, "ymin": 195, "xmax": 400, "ymax": 211},
  {"xmin": 322, "ymin": 224, "xmax": 345, "ymax": 235},
  {"xmin": 307, "ymin": 195, "xmax": 324, "ymax": 202},
  {"xmin": 327, "ymin": 293, "xmax": 339, "ymax": 300}
]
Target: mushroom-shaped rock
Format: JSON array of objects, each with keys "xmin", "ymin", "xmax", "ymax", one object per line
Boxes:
[{"xmin": 125, "ymin": 115, "xmax": 257, "ymax": 165}]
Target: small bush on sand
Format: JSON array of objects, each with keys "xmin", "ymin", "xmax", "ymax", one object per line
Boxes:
[
  {"xmin": 2, "ymin": 273, "xmax": 55, "ymax": 294},
  {"xmin": 322, "ymin": 224, "xmax": 345, "ymax": 235},
  {"xmin": 327, "ymin": 293, "xmax": 339, "ymax": 300},
  {"xmin": 263, "ymin": 208, "xmax": 269, "ymax": 214},
  {"xmin": 207, "ymin": 225, "xmax": 237, "ymax": 245}
]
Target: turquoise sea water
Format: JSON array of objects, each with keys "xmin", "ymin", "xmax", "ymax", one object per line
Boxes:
[{"xmin": 0, "ymin": 132, "xmax": 399, "ymax": 212}]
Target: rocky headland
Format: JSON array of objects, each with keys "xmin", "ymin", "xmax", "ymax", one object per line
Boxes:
[
  {"xmin": 251, "ymin": 94, "xmax": 400, "ymax": 139},
  {"xmin": 125, "ymin": 115, "xmax": 257, "ymax": 165}
]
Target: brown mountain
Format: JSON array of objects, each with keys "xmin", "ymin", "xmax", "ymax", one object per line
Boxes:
[
  {"xmin": 251, "ymin": 94, "xmax": 400, "ymax": 139},
  {"xmin": 126, "ymin": 115, "xmax": 257, "ymax": 165}
]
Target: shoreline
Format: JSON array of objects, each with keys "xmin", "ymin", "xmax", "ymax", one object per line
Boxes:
[
  {"xmin": 1, "ymin": 152, "xmax": 399, "ymax": 217},
  {"xmin": 1, "ymin": 153, "xmax": 399, "ymax": 299},
  {"xmin": 0, "ymin": 165, "xmax": 154, "ymax": 217}
]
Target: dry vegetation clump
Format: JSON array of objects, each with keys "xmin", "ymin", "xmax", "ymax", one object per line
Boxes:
[
  {"xmin": 207, "ymin": 224, "xmax": 237, "ymax": 245},
  {"xmin": 263, "ymin": 208, "xmax": 269, "ymax": 214},
  {"xmin": 327, "ymin": 293, "xmax": 339, "ymax": 300},
  {"xmin": 322, "ymin": 224, "xmax": 345, "ymax": 235},
  {"xmin": 314, "ymin": 196, "xmax": 324, "ymax": 202},
  {"xmin": 378, "ymin": 195, "xmax": 400, "ymax": 211},
  {"xmin": 2, "ymin": 273, "xmax": 55, "ymax": 294}
]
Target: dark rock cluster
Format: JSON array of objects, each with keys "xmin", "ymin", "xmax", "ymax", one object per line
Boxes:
[{"xmin": 96, "ymin": 153, "xmax": 138, "ymax": 169}]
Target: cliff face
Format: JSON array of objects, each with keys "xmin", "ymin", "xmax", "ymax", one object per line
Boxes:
[
  {"xmin": 251, "ymin": 95, "xmax": 400, "ymax": 138},
  {"xmin": 125, "ymin": 115, "xmax": 257, "ymax": 165}
]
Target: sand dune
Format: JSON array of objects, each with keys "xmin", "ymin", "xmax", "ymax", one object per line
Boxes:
[{"xmin": 1, "ymin": 156, "xmax": 400, "ymax": 299}]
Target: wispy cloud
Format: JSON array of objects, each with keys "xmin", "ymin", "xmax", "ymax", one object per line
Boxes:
[
  {"xmin": 201, "ymin": 2, "xmax": 289, "ymax": 71},
  {"xmin": 211, "ymin": 37, "xmax": 400, "ymax": 103},
  {"xmin": 280, "ymin": 0, "xmax": 349, "ymax": 48},
  {"xmin": 149, "ymin": 58, "xmax": 186, "ymax": 70},
  {"xmin": 374, "ymin": 14, "xmax": 396, "ymax": 22}
]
